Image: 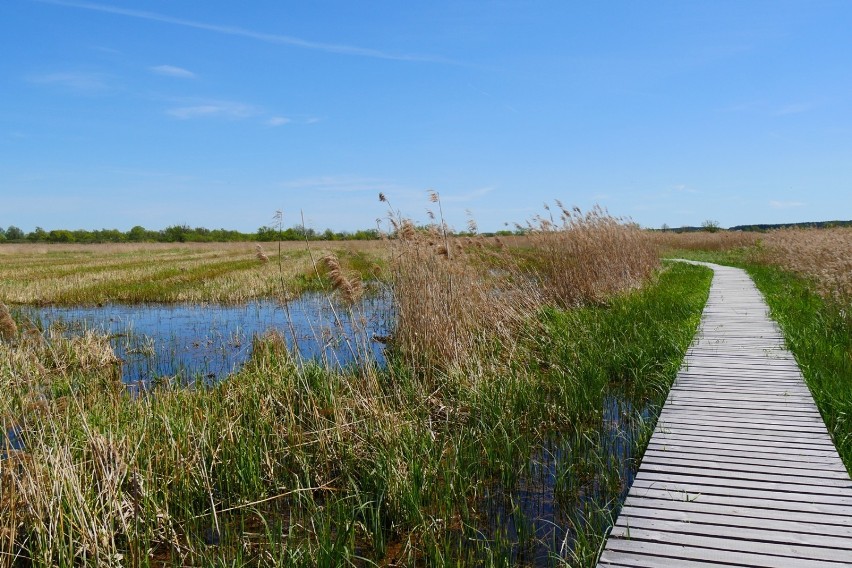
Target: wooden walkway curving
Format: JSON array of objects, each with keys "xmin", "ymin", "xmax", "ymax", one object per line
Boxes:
[{"xmin": 597, "ymin": 262, "xmax": 852, "ymax": 567}]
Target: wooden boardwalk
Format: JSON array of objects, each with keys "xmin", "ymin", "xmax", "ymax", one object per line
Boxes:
[{"xmin": 597, "ymin": 262, "xmax": 852, "ymax": 567}]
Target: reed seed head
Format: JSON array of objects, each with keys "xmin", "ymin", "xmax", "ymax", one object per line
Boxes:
[{"xmin": 0, "ymin": 302, "xmax": 17, "ymax": 341}]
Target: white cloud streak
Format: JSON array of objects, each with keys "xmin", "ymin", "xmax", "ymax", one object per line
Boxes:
[
  {"xmin": 267, "ymin": 116, "xmax": 292, "ymax": 126},
  {"xmin": 167, "ymin": 101, "xmax": 258, "ymax": 120},
  {"xmin": 36, "ymin": 0, "xmax": 451, "ymax": 63},
  {"xmin": 27, "ymin": 71, "xmax": 109, "ymax": 92},
  {"xmin": 150, "ymin": 65, "xmax": 196, "ymax": 78}
]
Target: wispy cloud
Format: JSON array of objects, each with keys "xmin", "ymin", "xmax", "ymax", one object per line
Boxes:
[
  {"xmin": 150, "ymin": 65, "xmax": 196, "ymax": 79},
  {"xmin": 27, "ymin": 71, "xmax": 110, "ymax": 92},
  {"xmin": 267, "ymin": 116, "xmax": 292, "ymax": 127},
  {"xmin": 167, "ymin": 101, "xmax": 258, "ymax": 120},
  {"xmin": 37, "ymin": 0, "xmax": 451, "ymax": 63},
  {"xmin": 770, "ymin": 200, "xmax": 805, "ymax": 209}
]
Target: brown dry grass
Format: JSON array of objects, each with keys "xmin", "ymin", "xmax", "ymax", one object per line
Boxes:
[
  {"xmin": 522, "ymin": 204, "xmax": 658, "ymax": 307},
  {"xmin": 655, "ymin": 227, "xmax": 852, "ymax": 301},
  {"xmin": 762, "ymin": 228, "xmax": 852, "ymax": 300},
  {"xmin": 384, "ymin": 201, "xmax": 659, "ymax": 371},
  {"xmin": 0, "ymin": 303, "xmax": 16, "ymax": 342},
  {"xmin": 650, "ymin": 230, "xmax": 760, "ymax": 252}
]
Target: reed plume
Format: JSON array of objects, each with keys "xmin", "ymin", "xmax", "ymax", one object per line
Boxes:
[
  {"xmin": 255, "ymin": 244, "xmax": 270, "ymax": 263},
  {"xmin": 0, "ymin": 302, "xmax": 16, "ymax": 342},
  {"xmin": 320, "ymin": 254, "xmax": 363, "ymax": 303}
]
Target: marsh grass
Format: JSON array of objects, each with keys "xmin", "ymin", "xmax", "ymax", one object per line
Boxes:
[
  {"xmin": 383, "ymin": 201, "xmax": 658, "ymax": 373},
  {"xmin": 651, "ymin": 229, "xmax": 759, "ymax": 252},
  {"xmin": 1, "ymin": 205, "xmax": 714, "ymax": 566}
]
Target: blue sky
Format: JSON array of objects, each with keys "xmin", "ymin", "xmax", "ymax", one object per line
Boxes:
[{"xmin": 2, "ymin": 0, "xmax": 850, "ymax": 233}]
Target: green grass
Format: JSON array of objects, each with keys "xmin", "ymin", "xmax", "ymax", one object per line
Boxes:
[{"xmin": 669, "ymin": 250, "xmax": 852, "ymax": 475}]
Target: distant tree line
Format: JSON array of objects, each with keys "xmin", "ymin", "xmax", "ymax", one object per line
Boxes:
[
  {"xmin": 0, "ymin": 224, "xmax": 382, "ymax": 244},
  {"xmin": 657, "ymin": 219, "xmax": 852, "ymax": 233},
  {"xmin": 727, "ymin": 220, "xmax": 852, "ymax": 232}
]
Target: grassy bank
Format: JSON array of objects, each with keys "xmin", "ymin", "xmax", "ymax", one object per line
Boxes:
[{"xmin": 0, "ymin": 260, "xmax": 711, "ymax": 566}]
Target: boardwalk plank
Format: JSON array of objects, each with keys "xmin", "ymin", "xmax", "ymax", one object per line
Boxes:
[
  {"xmin": 606, "ymin": 528, "xmax": 852, "ymax": 563},
  {"xmin": 620, "ymin": 497, "xmax": 852, "ymax": 530},
  {"xmin": 610, "ymin": 518, "xmax": 852, "ymax": 555}
]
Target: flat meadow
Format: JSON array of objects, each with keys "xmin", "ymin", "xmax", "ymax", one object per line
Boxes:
[{"xmin": 1, "ymin": 212, "xmax": 850, "ymax": 567}]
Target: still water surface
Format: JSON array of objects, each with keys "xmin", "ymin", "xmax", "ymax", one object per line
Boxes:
[{"xmin": 23, "ymin": 293, "xmax": 391, "ymax": 385}]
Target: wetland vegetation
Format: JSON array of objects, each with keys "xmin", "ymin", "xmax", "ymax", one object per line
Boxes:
[{"xmin": 1, "ymin": 208, "xmax": 850, "ymax": 566}]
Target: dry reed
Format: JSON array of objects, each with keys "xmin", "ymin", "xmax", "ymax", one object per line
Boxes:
[
  {"xmin": 650, "ymin": 229, "xmax": 760, "ymax": 252},
  {"xmin": 383, "ymin": 199, "xmax": 658, "ymax": 371},
  {"xmin": 762, "ymin": 228, "xmax": 852, "ymax": 300},
  {"xmin": 0, "ymin": 302, "xmax": 16, "ymax": 342},
  {"xmin": 523, "ymin": 204, "xmax": 658, "ymax": 307},
  {"xmin": 319, "ymin": 254, "xmax": 363, "ymax": 303},
  {"xmin": 254, "ymin": 244, "xmax": 270, "ymax": 263}
]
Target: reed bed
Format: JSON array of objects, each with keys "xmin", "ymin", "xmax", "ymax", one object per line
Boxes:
[
  {"xmin": 658, "ymin": 227, "xmax": 852, "ymax": 302},
  {"xmin": 521, "ymin": 205, "xmax": 658, "ymax": 307},
  {"xmin": 650, "ymin": 229, "xmax": 759, "ymax": 252},
  {"xmin": 0, "ymin": 204, "xmax": 714, "ymax": 566},
  {"xmin": 761, "ymin": 227, "xmax": 852, "ymax": 301},
  {"xmin": 385, "ymin": 201, "xmax": 658, "ymax": 372}
]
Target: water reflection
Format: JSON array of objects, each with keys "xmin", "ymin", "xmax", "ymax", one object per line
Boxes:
[
  {"xmin": 472, "ymin": 395, "xmax": 656, "ymax": 566},
  {"xmin": 24, "ymin": 293, "xmax": 391, "ymax": 386}
]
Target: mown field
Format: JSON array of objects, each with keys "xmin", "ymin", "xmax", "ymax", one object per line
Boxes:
[
  {"xmin": 0, "ymin": 241, "xmax": 386, "ymax": 305},
  {"xmin": 1, "ymin": 214, "xmax": 850, "ymax": 567}
]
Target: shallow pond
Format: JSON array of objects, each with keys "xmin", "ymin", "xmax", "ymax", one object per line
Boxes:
[
  {"xmin": 23, "ymin": 292, "xmax": 391, "ymax": 386},
  {"xmin": 469, "ymin": 395, "xmax": 654, "ymax": 565}
]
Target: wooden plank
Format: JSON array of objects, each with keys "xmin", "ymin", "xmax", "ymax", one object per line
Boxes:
[
  {"xmin": 601, "ymin": 540, "xmax": 842, "ymax": 568},
  {"xmin": 652, "ymin": 404, "xmax": 822, "ymax": 423},
  {"xmin": 643, "ymin": 442, "xmax": 846, "ymax": 466},
  {"xmin": 656, "ymin": 411, "xmax": 825, "ymax": 428},
  {"xmin": 640, "ymin": 455, "xmax": 852, "ymax": 481},
  {"xmin": 631, "ymin": 487, "xmax": 852, "ymax": 515},
  {"xmin": 621, "ymin": 497, "xmax": 852, "ymax": 530},
  {"xmin": 606, "ymin": 528, "xmax": 852, "ymax": 563},
  {"xmin": 631, "ymin": 472, "xmax": 852, "ymax": 497},
  {"xmin": 652, "ymin": 427, "xmax": 837, "ymax": 448},
  {"xmin": 610, "ymin": 518, "xmax": 852, "ymax": 555},
  {"xmin": 651, "ymin": 422, "xmax": 836, "ymax": 443},
  {"xmin": 599, "ymin": 550, "xmax": 748, "ymax": 568}
]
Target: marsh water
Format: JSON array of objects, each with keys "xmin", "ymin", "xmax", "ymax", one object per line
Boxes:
[
  {"xmin": 23, "ymin": 292, "xmax": 391, "ymax": 386},
  {"xmin": 12, "ymin": 295, "xmax": 657, "ymax": 565}
]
